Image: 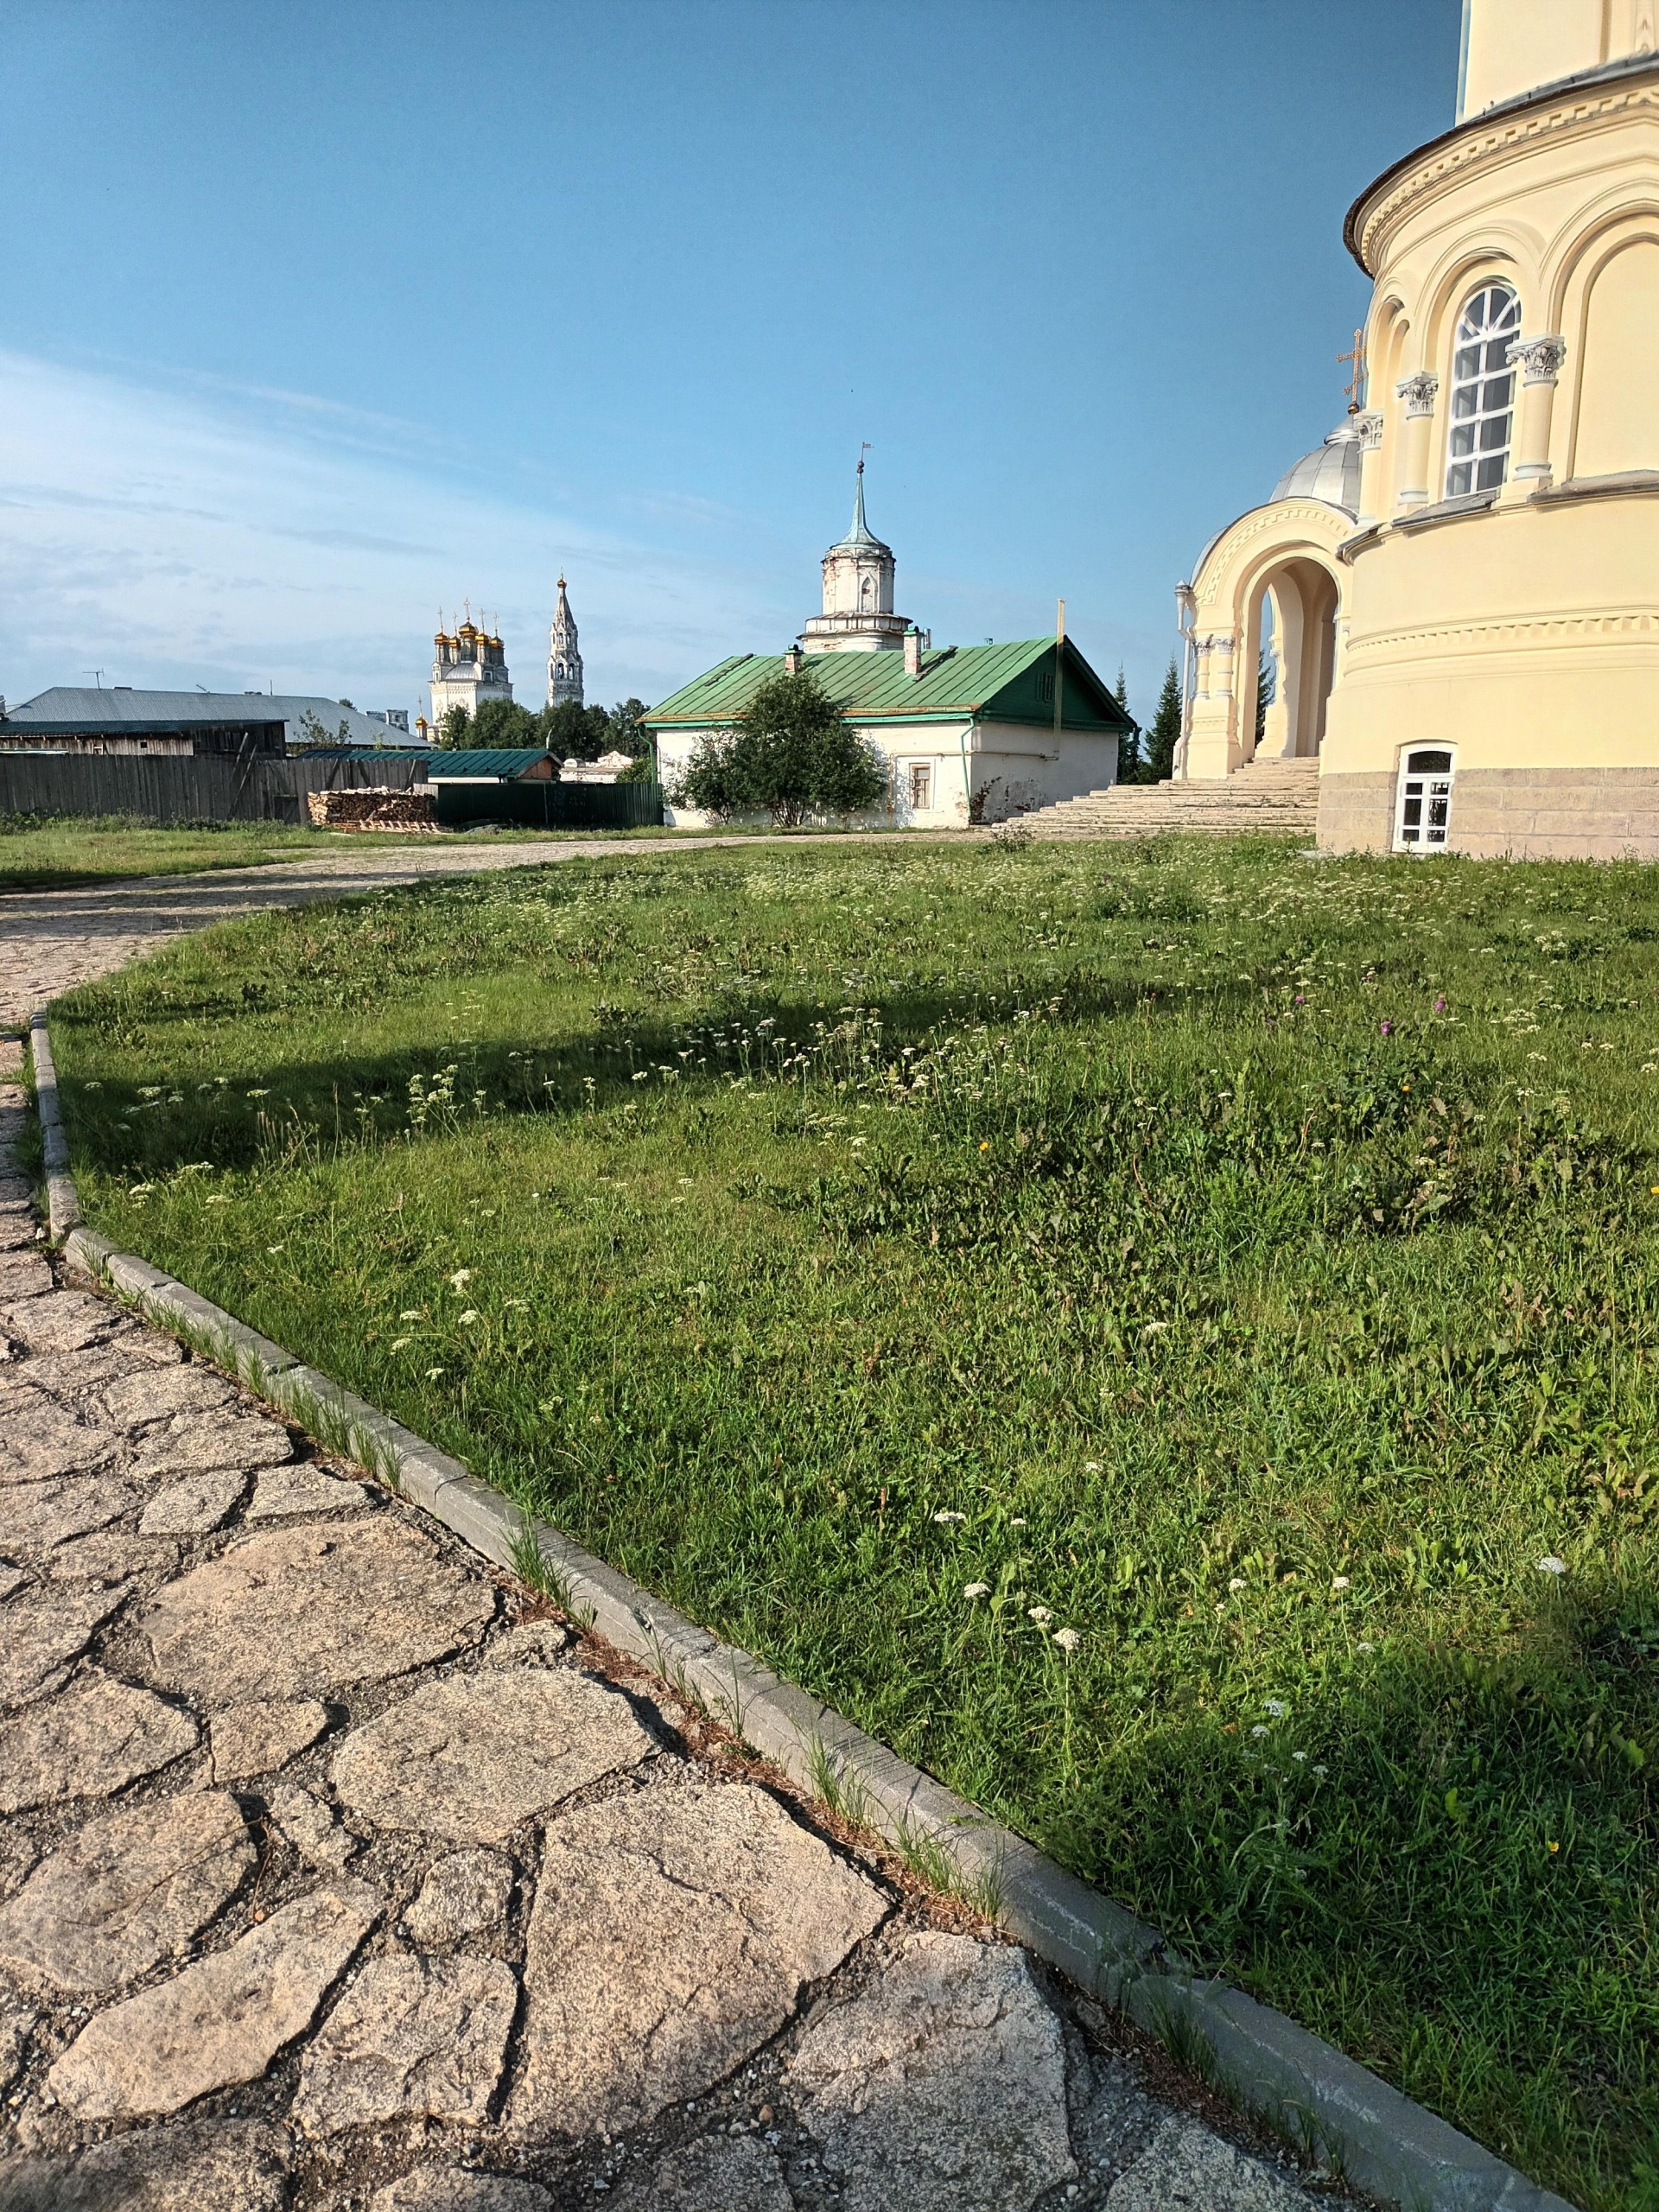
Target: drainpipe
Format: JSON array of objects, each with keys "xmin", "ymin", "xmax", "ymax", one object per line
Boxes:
[{"xmin": 959, "ymin": 720, "xmax": 975, "ymax": 827}]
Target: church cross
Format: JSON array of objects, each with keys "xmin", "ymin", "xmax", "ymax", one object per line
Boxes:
[{"xmin": 1338, "ymin": 328, "xmax": 1368, "ymax": 412}]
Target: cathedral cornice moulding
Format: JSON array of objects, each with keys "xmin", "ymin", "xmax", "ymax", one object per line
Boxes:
[{"xmin": 1345, "ymin": 65, "xmax": 1659, "ymax": 275}]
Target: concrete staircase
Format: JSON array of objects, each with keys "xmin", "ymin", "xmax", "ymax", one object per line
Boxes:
[{"xmin": 1021, "ymin": 754, "xmax": 1320, "ymax": 838}]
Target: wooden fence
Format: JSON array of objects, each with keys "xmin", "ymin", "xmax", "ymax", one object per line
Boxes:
[{"xmin": 0, "ymin": 751, "xmax": 429, "ymax": 826}]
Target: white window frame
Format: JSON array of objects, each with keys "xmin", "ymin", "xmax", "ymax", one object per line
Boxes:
[
  {"xmin": 1445, "ymin": 283, "xmax": 1521, "ymax": 498},
  {"xmin": 1395, "ymin": 746, "xmax": 1457, "ymax": 852}
]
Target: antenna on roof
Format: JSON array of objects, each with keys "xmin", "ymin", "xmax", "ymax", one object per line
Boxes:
[{"xmin": 81, "ymin": 670, "xmax": 105, "ymax": 689}]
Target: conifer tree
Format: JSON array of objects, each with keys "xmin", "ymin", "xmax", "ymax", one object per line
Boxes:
[
  {"xmin": 1114, "ymin": 664, "xmax": 1141, "ymax": 784},
  {"xmin": 1145, "ymin": 658, "xmax": 1182, "ymax": 783}
]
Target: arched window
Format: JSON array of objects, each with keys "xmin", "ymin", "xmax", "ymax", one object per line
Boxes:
[
  {"xmin": 1395, "ymin": 747, "xmax": 1456, "ymax": 851},
  {"xmin": 1446, "ymin": 283, "xmax": 1521, "ymax": 496}
]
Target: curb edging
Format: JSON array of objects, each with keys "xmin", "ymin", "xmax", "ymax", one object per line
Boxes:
[{"xmin": 27, "ymin": 1014, "xmax": 1576, "ymax": 2212}]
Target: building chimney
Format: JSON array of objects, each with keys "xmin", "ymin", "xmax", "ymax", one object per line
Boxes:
[
  {"xmin": 903, "ymin": 626, "xmax": 923, "ymax": 678},
  {"xmin": 784, "ymin": 643, "xmax": 804, "ymax": 674}
]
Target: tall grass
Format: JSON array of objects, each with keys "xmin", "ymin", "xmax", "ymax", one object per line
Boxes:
[{"xmin": 53, "ymin": 836, "xmax": 1659, "ymax": 2208}]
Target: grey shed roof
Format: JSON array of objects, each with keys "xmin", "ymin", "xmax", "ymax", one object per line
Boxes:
[
  {"xmin": 1270, "ymin": 421, "xmax": 1364, "ymax": 516},
  {"xmin": 3, "ymin": 689, "xmax": 424, "ymax": 748}
]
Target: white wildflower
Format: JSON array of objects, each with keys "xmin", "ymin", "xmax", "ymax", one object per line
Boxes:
[
  {"xmin": 424, "ymin": 1367, "xmax": 445, "ymax": 1381},
  {"xmin": 1262, "ymin": 1699, "xmax": 1287, "ymax": 1718},
  {"xmin": 963, "ymin": 1582, "xmax": 990, "ymax": 1599},
  {"xmin": 1028, "ymin": 1605, "xmax": 1054, "ymax": 1626},
  {"xmin": 1291, "ymin": 1750, "xmax": 1307, "ymax": 1762},
  {"xmin": 457, "ymin": 1309, "xmax": 481, "ymax": 1325},
  {"xmin": 1537, "ymin": 1555, "xmax": 1567, "ymax": 1575},
  {"xmin": 398, "ymin": 1309, "xmax": 423, "ymax": 1320},
  {"xmin": 1312, "ymin": 1764, "xmax": 1327, "ymax": 1777},
  {"xmin": 932, "ymin": 1510, "xmax": 967, "ymax": 1525},
  {"xmin": 1250, "ymin": 1724, "xmax": 1269, "ymax": 1738},
  {"xmin": 1331, "ymin": 1575, "xmax": 1351, "ymax": 1591},
  {"xmin": 1357, "ymin": 1640, "xmax": 1376, "ymax": 1655},
  {"xmin": 390, "ymin": 1336, "xmax": 411, "ymax": 1353},
  {"xmin": 1228, "ymin": 1576, "xmax": 1246, "ymax": 1592},
  {"xmin": 1052, "ymin": 1627, "xmax": 1081, "ymax": 1652},
  {"xmin": 1084, "ymin": 1461, "xmax": 1103, "ymax": 1472},
  {"xmin": 1010, "ymin": 1517, "xmax": 1027, "ymax": 1528},
  {"xmin": 448, "ymin": 1268, "xmax": 474, "ymax": 1290}
]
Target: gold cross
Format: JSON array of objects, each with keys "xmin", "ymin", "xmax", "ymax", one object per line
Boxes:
[{"xmin": 1338, "ymin": 328, "xmax": 1368, "ymax": 412}]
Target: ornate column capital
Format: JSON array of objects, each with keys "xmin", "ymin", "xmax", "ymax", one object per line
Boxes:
[
  {"xmin": 1356, "ymin": 410, "xmax": 1385, "ymax": 449},
  {"xmin": 1396, "ymin": 371, "xmax": 1440, "ymax": 418},
  {"xmin": 1506, "ymin": 334, "xmax": 1567, "ymax": 385}
]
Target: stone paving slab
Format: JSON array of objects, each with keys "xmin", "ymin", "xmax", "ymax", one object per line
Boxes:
[{"xmin": 0, "ymin": 1096, "xmax": 1342, "ymax": 2211}]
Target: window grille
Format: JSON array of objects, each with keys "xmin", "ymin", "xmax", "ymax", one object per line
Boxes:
[
  {"xmin": 1446, "ymin": 283, "xmax": 1521, "ymax": 496},
  {"xmin": 907, "ymin": 763, "xmax": 932, "ymax": 810},
  {"xmin": 1395, "ymin": 747, "xmax": 1455, "ymax": 850}
]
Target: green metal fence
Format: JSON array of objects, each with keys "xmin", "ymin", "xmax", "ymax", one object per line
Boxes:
[{"xmin": 431, "ymin": 780, "xmax": 664, "ymax": 831}]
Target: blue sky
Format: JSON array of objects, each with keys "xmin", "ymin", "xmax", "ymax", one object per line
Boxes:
[{"xmin": 0, "ymin": 0, "xmax": 1460, "ymax": 727}]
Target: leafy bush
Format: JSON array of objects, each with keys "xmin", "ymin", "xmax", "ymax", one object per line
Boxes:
[{"xmin": 673, "ymin": 668, "xmax": 887, "ymax": 826}]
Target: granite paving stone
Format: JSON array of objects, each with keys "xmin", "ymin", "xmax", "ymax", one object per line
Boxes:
[
  {"xmin": 292, "ymin": 1952, "xmax": 518, "ymax": 2133},
  {"xmin": 514, "ymin": 1779, "xmax": 887, "ymax": 2137},
  {"xmin": 0, "ymin": 1671, "xmax": 198, "ymax": 1813},
  {"xmin": 404, "ymin": 1847, "xmax": 516, "ymax": 1948},
  {"xmin": 371, "ymin": 2171, "xmax": 551, "ymax": 2212},
  {"xmin": 206, "ymin": 1697, "xmax": 329, "ymax": 1783},
  {"xmin": 99, "ymin": 1363, "xmax": 236, "ymax": 1429},
  {"xmin": 48, "ymin": 1530, "xmax": 181, "ymax": 1581},
  {"xmin": 0, "ymin": 1582, "xmax": 132, "ymax": 1709},
  {"xmin": 268, "ymin": 1781, "xmax": 359, "ymax": 1872},
  {"xmin": 20, "ymin": 2118, "xmax": 292, "ymax": 2211},
  {"xmin": 0, "ymin": 1291, "xmax": 134, "ymax": 1357},
  {"xmin": 1, "ymin": 1473, "xmax": 137, "ymax": 1557},
  {"xmin": 141, "ymin": 1519, "xmax": 493, "ymax": 1701},
  {"xmin": 46, "ymin": 1878, "xmax": 380, "ymax": 2120},
  {"xmin": 788, "ymin": 1931, "xmax": 1077, "ymax": 2212},
  {"xmin": 0, "ymin": 1252, "xmax": 53, "ymax": 1301},
  {"xmin": 1105, "ymin": 2118, "xmax": 1316, "ymax": 2210},
  {"xmin": 0, "ymin": 1394, "xmax": 122, "ymax": 1483},
  {"xmin": 130, "ymin": 1408, "xmax": 294, "ymax": 1478},
  {"xmin": 0, "ymin": 1789, "xmax": 254, "ymax": 1993},
  {"xmin": 138, "ymin": 1469, "xmax": 249, "ymax": 1535},
  {"xmin": 331, "ymin": 1669, "xmax": 652, "ymax": 1846},
  {"xmin": 245, "ymin": 1464, "xmax": 375, "ymax": 1519}
]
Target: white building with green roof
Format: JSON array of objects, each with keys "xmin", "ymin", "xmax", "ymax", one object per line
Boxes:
[{"xmin": 648, "ymin": 469, "xmax": 1132, "ymax": 828}]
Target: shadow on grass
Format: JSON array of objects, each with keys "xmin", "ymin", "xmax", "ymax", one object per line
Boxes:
[{"xmin": 52, "ymin": 967, "xmax": 1267, "ymax": 1183}]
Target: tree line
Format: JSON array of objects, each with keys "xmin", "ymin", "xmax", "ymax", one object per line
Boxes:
[
  {"xmin": 1114, "ymin": 657, "xmax": 1182, "ymax": 785},
  {"xmin": 435, "ymin": 696, "xmax": 654, "ymax": 771}
]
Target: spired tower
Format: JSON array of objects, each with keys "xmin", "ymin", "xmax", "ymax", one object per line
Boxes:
[
  {"xmin": 546, "ymin": 578, "xmax": 584, "ymax": 708},
  {"xmin": 802, "ymin": 458, "xmax": 917, "ymax": 654}
]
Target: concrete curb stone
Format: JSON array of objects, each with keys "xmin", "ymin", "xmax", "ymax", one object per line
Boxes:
[{"xmin": 26, "ymin": 1020, "xmax": 1579, "ymax": 2212}]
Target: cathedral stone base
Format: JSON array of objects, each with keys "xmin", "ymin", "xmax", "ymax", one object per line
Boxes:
[{"xmin": 1318, "ymin": 766, "xmax": 1659, "ymax": 860}]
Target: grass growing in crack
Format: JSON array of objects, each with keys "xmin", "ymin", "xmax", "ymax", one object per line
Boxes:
[{"xmin": 47, "ymin": 834, "xmax": 1659, "ymax": 2210}]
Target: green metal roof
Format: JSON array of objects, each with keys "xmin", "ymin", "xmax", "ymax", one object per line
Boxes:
[
  {"xmin": 422, "ymin": 748, "xmax": 552, "ymax": 780},
  {"xmin": 646, "ymin": 639, "xmax": 1130, "ymax": 733}
]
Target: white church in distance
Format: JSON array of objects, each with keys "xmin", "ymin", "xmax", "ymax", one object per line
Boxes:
[{"xmin": 647, "ymin": 464, "xmax": 1130, "ymax": 826}]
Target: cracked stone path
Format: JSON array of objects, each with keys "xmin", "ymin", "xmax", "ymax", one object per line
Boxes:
[
  {"xmin": 0, "ymin": 1057, "xmax": 1338, "ymax": 2208},
  {"xmin": 0, "ymin": 832, "xmax": 957, "ymax": 1029}
]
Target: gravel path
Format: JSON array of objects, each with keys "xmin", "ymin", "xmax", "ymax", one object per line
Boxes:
[{"xmin": 0, "ymin": 868, "xmax": 1337, "ymax": 2209}]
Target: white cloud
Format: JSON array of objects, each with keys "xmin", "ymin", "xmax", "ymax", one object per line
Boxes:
[{"xmin": 0, "ymin": 349, "xmax": 786, "ymax": 717}]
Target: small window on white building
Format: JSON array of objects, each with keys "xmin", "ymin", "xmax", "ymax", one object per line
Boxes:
[
  {"xmin": 1395, "ymin": 747, "xmax": 1455, "ymax": 850},
  {"xmin": 907, "ymin": 762, "xmax": 933, "ymax": 811},
  {"xmin": 1446, "ymin": 283, "xmax": 1521, "ymax": 496}
]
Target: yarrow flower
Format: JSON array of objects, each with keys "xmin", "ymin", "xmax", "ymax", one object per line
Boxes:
[
  {"xmin": 1250, "ymin": 1724, "xmax": 1270, "ymax": 1738},
  {"xmin": 448, "ymin": 1268, "xmax": 474, "ymax": 1290},
  {"xmin": 1331, "ymin": 1575, "xmax": 1351, "ymax": 1592},
  {"xmin": 1262, "ymin": 1699, "xmax": 1287, "ymax": 1718},
  {"xmin": 1356, "ymin": 1640, "xmax": 1376, "ymax": 1654},
  {"xmin": 1028, "ymin": 1605, "xmax": 1054, "ymax": 1626},
  {"xmin": 931, "ymin": 1510, "xmax": 966, "ymax": 1525},
  {"xmin": 1228, "ymin": 1576, "xmax": 1246, "ymax": 1592},
  {"xmin": 1537, "ymin": 1555, "xmax": 1567, "ymax": 1575},
  {"xmin": 457, "ymin": 1309, "xmax": 481, "ymax": 1325},
  {"xmin": 963, "ymin": 1582, "xmax": 990, "ymax": 1599},
  {"xmin": 1052, "ymin": 1627, "xmax": 1081, "ymax": 1652}
]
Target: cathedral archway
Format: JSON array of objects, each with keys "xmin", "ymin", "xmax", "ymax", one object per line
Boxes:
[{"xmin": 1243, "ymin": 556, "xmax": 1339, "ymax": 759}]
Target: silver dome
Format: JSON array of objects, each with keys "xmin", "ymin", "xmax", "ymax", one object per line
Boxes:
[{"xmin": 1271, "ymin": 419, "xmax": 1363, "ymax": 516}]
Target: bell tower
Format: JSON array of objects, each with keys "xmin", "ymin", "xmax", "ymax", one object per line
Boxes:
[
  {"xmin": 801, "ymin": 456, "xmax": 915, "ymax": 655},
  {"xmin": 1458, "ymin": 0, "xmax": 1656, "ymax": 120},
  {"xmin": 546, "ymin": 577, "xmax": 584, "ymax": 708}
]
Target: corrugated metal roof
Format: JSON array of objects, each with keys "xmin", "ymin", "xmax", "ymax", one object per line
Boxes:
[
  {"xmin": 423, "ymin": 748, "xmax": 552, "ymax": 780},
  {"xmin": 647, "ymin": 639, "xmax": 1127, "ymax": 729},
  {"xmin": 4, "ymin": 689, "xmax": 420, "ymax": 749}
]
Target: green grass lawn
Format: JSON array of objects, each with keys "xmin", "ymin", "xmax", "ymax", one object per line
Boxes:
[
  {"xmin": 0, "ymin": 812, "xmax": 683, "ymax": 893},
  {"xmin": 50, "ymin": 836, "xmax": 1659, "ymax": 2208}
]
